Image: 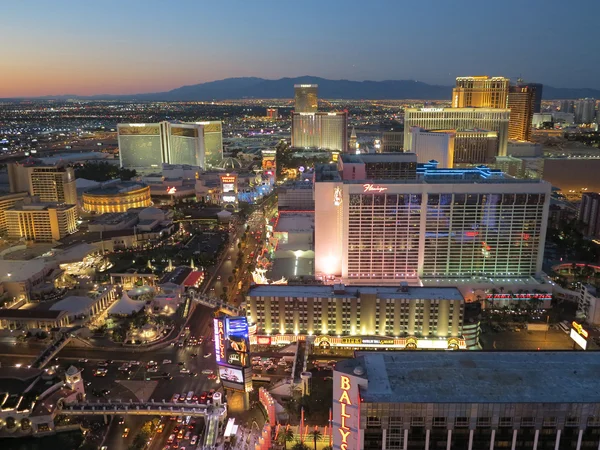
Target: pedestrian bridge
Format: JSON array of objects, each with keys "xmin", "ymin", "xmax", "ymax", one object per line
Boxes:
[
  {"xmin": 60, "ymin": 400, "xmax": 226, "ymax": 418},
  {"xmin": 190, "ymin": 293, "xmax": 243, "ymax": 316}
]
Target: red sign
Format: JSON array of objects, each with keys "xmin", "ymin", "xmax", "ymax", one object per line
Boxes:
[
  {"xmin": 257, "ymin": 336, "xmax": 271, "ymax": 346},
  {"xmin": 363, "ymin": 183, "xmax": 387, "ymax": 193}
]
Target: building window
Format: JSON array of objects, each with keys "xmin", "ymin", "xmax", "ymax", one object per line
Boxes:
[
  {"xmin": 432, "ymin": 417, "xmax": 446, "ymax": 428},
  {"xmin": 588, "ymin": 417, "xmax": 600, "ymax": 427},
  {"xmin": 366, "ymin": 416, "xmax": 381, "ymax": 428},
  {"xmin": 477, "ymin": 417, "xmax": 491, "ymax": 428},
  {"xmin": 499, "ymin": 417, "xmax": 513, "ymax": 427},
  {"xmin": 389, "ymin": 417, "xmax": 403, "ymax": 428},
  {"xmin": 455, "ymin": 417, "xmax": 469, "ymax": 428},
  {"xmin": 521, "ymin": 417, "xmax": 536, "ymax": 427},
  {"xmin": 411, "ymin": 417, "xmax": 424, "ymax": 427},
  {"xmin": 565, "ymin": 416, "xmax": 580, "ymax": 427},
  {"xmin": 543, "ymin": 417, "xmax": 557, "ymax": 427}
]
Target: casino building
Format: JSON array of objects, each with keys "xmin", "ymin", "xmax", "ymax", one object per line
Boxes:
[
  {"xmin": 245, "ymin": 284, "xmax": 466, "ymax": 350},
  {"xmin": 333, "ymin": 351, "xmax": 600, "ymax": 450},
  {"xmin": 82, "ymin": 181, "xmax": 152, "ymax": 214},
  {"xmin": 314, "ymin": 153, "xmax": 551, "ymax": 288}
]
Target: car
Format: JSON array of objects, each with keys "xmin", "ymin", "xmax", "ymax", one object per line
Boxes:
[
  {"xmin": 118, "ymin": 364, "xmax": 130, "ymax": 371},
  {"xmin": 207, "ymin": 373, "xmax": 217, "ymax": 380},
  {"xmin": 278, "ymin": 360, "xmax": 287, "ymax": 366},
  {"xmin": 157, "ymin": 423, "xmax": 165, "ymax": 433},
  {"xmin": 204, "ymin": 352, "xmax": 212, "ymax": 358},
  {"xmin": 118, "ymin": 417, "xmax": 125, "ymax": 425},
  {"xmin": 167, "ymin": 434, "xmax": 175, "ymax": 444},
  {"xmin": 192, "ymin": 394, "xmax": 198, "ymax": 402},
  {"xmin": 97, "ymin": 361, "xmax": 108, "ymax": 367},
  {"xmin": 190, "ymin": 435, "xmax": 198, "ymax": 445},
  {"xmin": 78, "ymin": 358, "xmax": 88, "ymax": 363},
  {"xmin": 184, "ymin": 431, "xmax": 191, "ymax": 440},
  {"xmin": 190, "ymin": 353, "xmax": 197, "ymax": 358},
  {"xmin": 176, "ymin": 415, "xmax": 183, "ymax": 423},
  {"xmin": 201, "ymin": 369, "xmax": 213, "ymax": 375},
  {"xmin": 200, "ymin": 392, "xmax": 208, "ymax": 403},
  {"xmin": 162, "ymin": 359, "xmax": 172, "ymax": 364},
  {"xmin": 177, "ymin": 430, "xmax": 184, "ymax": 439},
  {"xmin": 227, "ymin": 256, "xmax": 231, "ymax": 260},
  {"xmin": 177, "ymin": 362, "xmax": 185, "ymax": 366},
  {"xmin": 148, "ymin": 367, "xmax": 158, "ymax": 373},
  {"xmin": 122, "ymin": 427, "xmax": 130, "ymax": 438},
  {"xmin": 208, "ymin": 389, "xmax": 215, "ymax": 399},
  {"xmin": 217, "ymin": 275, "xmax": 221, "ymax": 280},
  {"xmin": 180, "ymin": 368, "xmax": 191, "ymax": 374},
  {"xmin": 101, "ymin": 389, "xmax": 110, "ymax": 396},
  {"xmin": 130, "ymin": 361, "xmax": 140, "ymax": 366},
  {"xmin": 105, "ymin": 360, "xmax": 114, "ymax": 364},
  {"xmin": 179, "ymin": 394, "xmax": 186, "ymax": 401},
  {"xmin": 172, "ymin": 393, "xmax": 180, "ymax": 403}
]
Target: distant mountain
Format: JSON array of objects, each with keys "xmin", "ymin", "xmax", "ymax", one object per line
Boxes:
[{"xmin": 4, "ymin": 76, "xmax": 600, "ymax": 101}]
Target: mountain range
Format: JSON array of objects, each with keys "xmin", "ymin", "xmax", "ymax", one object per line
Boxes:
[{"xmin": 6, "ymin": 76, "xmax": 600, "ymax": 101}]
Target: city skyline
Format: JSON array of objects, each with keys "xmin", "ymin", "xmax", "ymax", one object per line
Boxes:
[{"xmin": 3, "ymin": 0, "xmax": 600, "ymax": 97}]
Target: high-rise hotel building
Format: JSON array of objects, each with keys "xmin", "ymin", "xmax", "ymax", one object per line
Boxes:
[
  {"xmin": 404, "ymin": 108, "xmax": 510, "ymax": 157},
  {"xmin": 118, "ymin": 121, "xmax": 223, "ymax": 172},
  {"xmin": 508, "ymin": 85, "xmax": 535, "ymax": 141},
  {"xmin": 6, "ymin": 203, "xmax": 78, "ymax": 242},
  {"xmin": 291, "ymin": 111, "xmax": 348, "ymax": 152},
  {"xmin": 452, "ymin": 76, "xmax": 510, "ymax": 108},
  {"xmin": 314, "ymin": 153, "xmax": 550, "ymax": 284},
  {"xmin": 294, "ymin": 84, "xmax": 318, "ymax": 113},
  {"xmin": 8, "ymin": 160, "xmax": 77, "ymax": 205}
]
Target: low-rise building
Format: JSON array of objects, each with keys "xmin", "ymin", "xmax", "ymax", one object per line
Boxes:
[
  {"xmin": 82, "ymin": 180, "xmax": 152, "ymax": 214},
  {"xmin": 277, "ymin": 181, "xmax": 314, "ymax": 211},
  {"xmin": 577, "ymin": 284, "xmax": 600, "ymax": 326},
  {"xmin": 246, "ymin": 284, "xmax": 465, "ymax": 350},
  {"xmin": 334, "ymin": 351, "xmax": 600, "ymax": 450}
]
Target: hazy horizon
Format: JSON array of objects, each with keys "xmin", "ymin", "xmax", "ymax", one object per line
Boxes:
[{"xmin": 3, "ymin": 0, "xmax": 600, "ymax": 97}]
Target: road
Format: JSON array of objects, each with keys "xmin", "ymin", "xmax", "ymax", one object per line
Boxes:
[{"xmin": 0, "ymin": 210, "xmax": 268, "ymax": 449}]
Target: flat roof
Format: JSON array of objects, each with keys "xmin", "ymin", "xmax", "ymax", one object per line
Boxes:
[
  {"xmin": 0, "ymin": 259, "xmax": 51, "ymax": 283},
  {"xmin": 341, "ymin": 153, "xmax": 417, "ymax": 164},
  {"xmin": 275, "ymin": 212, "xmax": 314, "ymax": 233},
  {"xmin": 336, "ymin": 352, "xmax": 600, "ymax": 404},
  {"xmin": 50, "ymin": 296, "xmax": 97, "ymax": 314},
  {"xmin": 89, "ymin": 212, "xmax": 138, "ymax": 225},
  {"xmin": 0, "ymin": 309, "xmax": 67, "ymax": 320},
  {"xmin": 247, "ymin": 285, "xmax": 464, "ymax": 301},
  {"xmin": 84, "ymin": 181, "xmax": 147, "ymax": 196}
]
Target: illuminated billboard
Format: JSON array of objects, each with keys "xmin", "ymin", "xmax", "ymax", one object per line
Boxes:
[
  {"xmin": 225, "ymin": 317, "xmax": 250, "ymax": 367},
  {"xmin": 214, "ymin": 318, "xmax": 226, "ymax": 364},
  {"xmin": 570, "ymin": 321, "xmax": 588, "ymax": 350},
  {"xmin": 218, "ymin": 366, "xmax": 245, "ymax": 390}
]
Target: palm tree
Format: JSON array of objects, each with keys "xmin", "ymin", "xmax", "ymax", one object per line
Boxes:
[
  {"xmin": 279, "ymin": 427, "xmax": 295, "ymax": 450},
  {"xmin": 292, "ymin": 443, "xmax": 309, "ymax": 450},
  {"xmin": 309, "ymin": 429, "xmax": 322, "ymax": 450}
]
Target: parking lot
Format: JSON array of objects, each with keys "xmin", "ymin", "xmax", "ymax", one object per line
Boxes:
[{"xmin": 480, "ymin": 328, "xmax": 579, "ymax": 350}]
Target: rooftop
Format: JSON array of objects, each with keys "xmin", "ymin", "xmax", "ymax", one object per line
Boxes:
[
  {"xmin": 0, "ymin": 259, "xmax": 52, "ymax": 283},
  {"xmin": 84, "ymin": 181, "xmax": 148, "ymax": 196},
  {"xmin": 89, "ymin": 212, "xmax": 138, "ymax": 225},
  {"xmin": 49, "ymin": 296, "xmax": 97, "ymax": 314},
  {"xmin": 0, "ymin": 309, "xmax": 67, "ymax": 320},
  {"xmin": 274, "ymin": 212, "xmax": 314, "ymax": 233},
  {"xmin": 159, "ymin": 266, "xmax": 193, "ymax": 286},
  {"xmin": 247, "ymin": 284, "xmax": 464, "ymax": 301},
  {"xmin": 340, "ymin": 152, "xmax": 418, "ymax": 164},
  {"xmin": 336, "ymin": 352, "xmax": 600, "ymax": 404},
  {"xmin": 8, "ymin": 203, "xmax": 75, "ymax": 212}
]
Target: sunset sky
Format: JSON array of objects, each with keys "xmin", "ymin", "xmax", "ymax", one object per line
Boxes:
[{"xmin": 3, "ymin": 0, "xmax": 600, "ymax": 97}]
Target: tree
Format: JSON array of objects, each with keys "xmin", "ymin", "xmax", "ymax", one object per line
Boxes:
[
  {"xmin": 278, "ymin": 428, "xmax": 295, "ymax": 450},
  {"xmin": 309, "ymin": 429, "xmax": 322, "ymax": 450},
  {"xmin": 292, "ymin": 443, "xmax": 309, "ymax": 450},
  {"xmin": 228, "ymin": 275, "xmax": 234, "ymax": 283}
]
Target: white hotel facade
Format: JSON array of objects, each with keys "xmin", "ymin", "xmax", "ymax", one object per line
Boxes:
[{"xmin": 314, "ymin": 154, "xmax": 551, "ymax": 287}]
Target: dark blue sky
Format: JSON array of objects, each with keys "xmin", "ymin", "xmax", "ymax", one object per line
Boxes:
[{"xmin": 3, "ymin": 0, "xmax": 599, "ymax": 96}]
